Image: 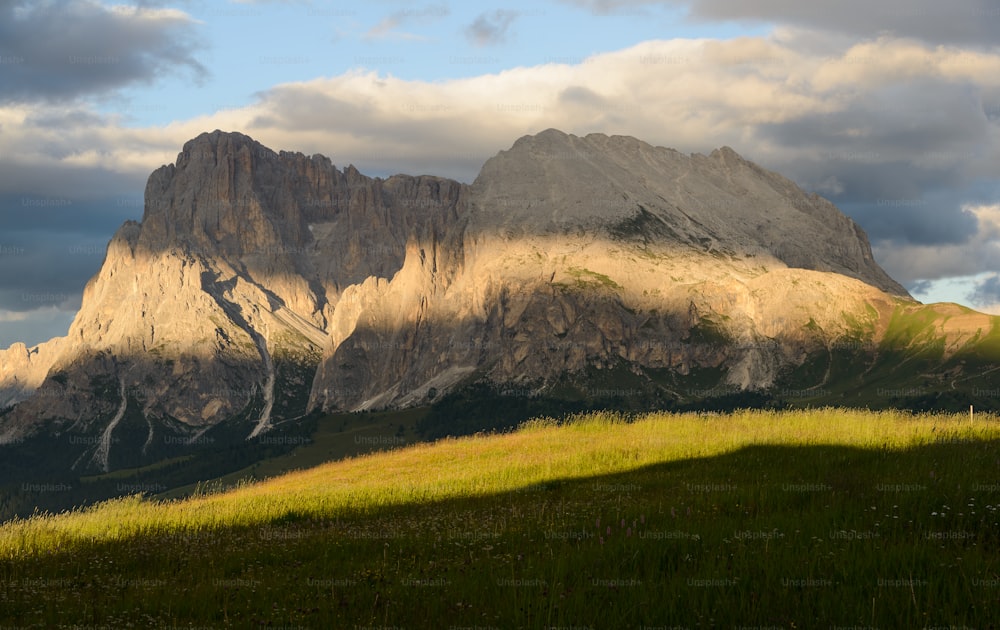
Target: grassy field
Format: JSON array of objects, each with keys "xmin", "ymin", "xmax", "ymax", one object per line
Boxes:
[
  {"xmin": 151, "ymin": 407, "xmax": 428, "ymax": 501},
  {"xmin": 1, "ymin": 408, "xmax": 999, "ymax": 628}
]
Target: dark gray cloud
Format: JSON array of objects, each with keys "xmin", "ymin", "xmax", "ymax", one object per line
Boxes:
[
  {"xmin": 465, "ymin": 9, "xmax": 519, "ymax": 46},
  {"xmin": 0, "ymin": 160, "xmax": 150, "ymax": 201},
  {"xmin": 760, "ymin": 82, "xmax": 988, "ymax": 167},
  {"xmin": 753, "ymin": 78, "xmax": 991, "ymax": 247},
  {"xmin": 839, "ymin": 197, "xmax": 980, "ymax": 247},
  {"xmin": 0, "ymin": 103, "xmax": 152, "ymax": 346},
  {"xmin": 0, "ymin": 195, "xmax": 134, "ymax": 342},
  {"xmin": 0, "ymin": 239, "xmax": 90, "ymax": 345},
  {"xmin": 561, "ymin": 0, "xmax": 1000, "ymax": 46},
  {"xmin": 689, "ymin": 0, "xmax": 1000, "ymax": 47},
  {"xmin": 0, "ymin": 0, "xmax": 206, "ymax": 104},
  {"xmin": 0, "ymin": 255, "xmax": 89, "ymax": 313},
  {"xmin": 907, "ymin": 279, "xmax": 935, "ymax": 295},
  {"xmin": 0, "ymin": 311, "xmax": 77, "ymax": 350},
  {"xmin": 0, "ymin": 194, "xmax": 138, "ymax": 236},
  {"xmin": 774, "ymin": 155, "xmax": 980, "ymax": 247},
  {"xmin": 0, "ymin": 193, "xmax": 136, "ymax": 346},
  {"xmin": 969, "ymin": 273, "xmax": 1000, "ymax": 306}
]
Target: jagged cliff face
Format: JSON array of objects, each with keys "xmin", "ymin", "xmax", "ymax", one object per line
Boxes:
[
  {"xmin": 1, "ymin": 128, "xmax": 992, "ymax": 472},
  {"xmin": 308, "ymin": 129, "xmax": 907, "ymax": 410},
  {"xmin": 0, "ymin": 131, "xmax": 463, "ymax": 468}
]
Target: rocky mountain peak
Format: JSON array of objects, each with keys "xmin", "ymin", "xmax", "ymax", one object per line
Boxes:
[
  {"xmin": 179, "ymin": 129, "xmax": 275, "ymax": 163},
  {"xmin": 472, "ymin": 130, "xmax": 907, "ymax": 296},
  {"xmin": 709, "ymin": 145, "xmax": 742, "ymax": 160},
  {"xmin": 6, "ymin": 128, "xmax": 975, "ymax": 475}
]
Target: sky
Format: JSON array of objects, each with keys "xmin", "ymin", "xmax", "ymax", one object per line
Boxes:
[{"xmin": 1, "ymin": 0, "xmax": 999, "ymax": 349}]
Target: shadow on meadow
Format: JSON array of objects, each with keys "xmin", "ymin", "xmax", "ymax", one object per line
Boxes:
[{"xmin": 1, "ymin": 437, "xmax": 999, "ymax": 628}]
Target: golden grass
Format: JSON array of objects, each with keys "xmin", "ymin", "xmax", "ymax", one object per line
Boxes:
[{"xmin": 2, "ymin": 407, "xmax": 996, "ymax": 559}]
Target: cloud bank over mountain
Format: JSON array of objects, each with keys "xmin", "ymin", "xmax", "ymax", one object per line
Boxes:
[{"xmin": 2, "ymin": 0, "xmax": 999, "ymax": 344}]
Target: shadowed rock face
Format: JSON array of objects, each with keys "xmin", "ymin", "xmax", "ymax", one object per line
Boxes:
[{"xmin": 0, "ymin": 128, "xmax": 953, "ymax": 470}]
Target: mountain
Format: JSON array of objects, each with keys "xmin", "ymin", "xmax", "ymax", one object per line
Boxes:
[{"xmin": 1, "ymin": 129, "xmax": 997, "ymax": 475}]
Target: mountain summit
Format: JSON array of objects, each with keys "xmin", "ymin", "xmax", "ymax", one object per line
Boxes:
[
  {"xmin": 470, "ymin": 129, "xmax": 904, "ymax": 294},
  {"xmin": 1, "ymin": 130, "xmax": 995, "ymax": 473}
]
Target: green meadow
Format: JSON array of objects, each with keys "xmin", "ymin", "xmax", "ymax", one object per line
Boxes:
[{"xmin": 1, "ymin": 408, "xmax": 999, "ymax": 628}]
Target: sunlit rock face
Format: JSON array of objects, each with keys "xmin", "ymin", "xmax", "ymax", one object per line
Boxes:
[
  {"xmin": 0, "ymin": 128, "xmax": 929, "ymax": 469},
  {"xmin": 310, "ymin": 128, "xmax": 908, "ymax": 411}
]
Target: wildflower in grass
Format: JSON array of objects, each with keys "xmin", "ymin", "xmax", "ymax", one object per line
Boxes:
[
  {"xmin": 621, "ymin": 518, "xmax": 626, "ymax": 528},
  {"xmin": 640, "ymin": 515, "xmax": 645, "ymax": 525},
  {"xmin": 607, "ymin": 526, "xmax": 612, "ymax": 536},
  {"xmin": 627, "ymin": 527, "xmax": 632, "ymax": 537}
]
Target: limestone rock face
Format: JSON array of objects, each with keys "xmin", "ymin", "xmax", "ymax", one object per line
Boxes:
[
  {"xmin": 2, "ymin": 128, "xmax": 961, "ymax": 472},
  {"xmin": 0, "ymin": 131, "xmax": 461, "ymax": 460},
  {"xmin": 469, "ymin": 130, "xmax": 904, "ymax": 294},
  {"xmin": 307, "ymin": 130, "xmax": 909, "ymax": 411},
  {"xmin": 0, "ymin": 339, "xmax": 66, "ymax": 409}
]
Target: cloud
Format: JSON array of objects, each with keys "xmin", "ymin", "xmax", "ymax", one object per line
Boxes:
[
  {"xmin": 968, "ymin": 273, "xmax": 1000, "ymax": 308},
  {"xmin": 0, "ymin": 103, "xmax": 181, "ymax": 198},
  {"xmin": 558, "ymin": 0, "xmax": 655, "ymax": 15},
  {"xmin": 872, "ymin": 205, "xmax": 1000, "ymax": 285},
  {"xmin": 0, "ymin": 308, "xmax": 76, "ymax": 349},
  {"xmin": 364, "ymin": 3, "xmax": 449, "ymax": 41},
  {"xmin": 0, "ymin": 0, "xmax": 207, "ymax": 104},
  {"xmin": 230, "ymin": 36, "xmax": 1000, "ymax": 325},
  {"xmin": 3, "ymin": 34, "xmax": 1000, "ymax": 346},
  {"xmin": 560, "ymin": 0, "xmax": 1000, "ymax": 47},
  {"xmin": 0, "ymin": 193, "xmax": 136, "ymax": 326},
  {"xmin": 3, "ymin": 34, "xmax": 999, "ymax": 203},
  {"xmin": 691, "ymin": 0, "xmax": 1000, "ymax": 48},
  {"xmin": 908, "ymin": 279, "xmax": 935, "ymax": 296},
  {"xmin": 465, "ymin": 9, "xmax": 519, "ymax": 46},
  {"xmin": 0, "ymin": 193, "xmax": 133, "ymax": 347},
  {"xmin": 241, "ymin": 36, "xmax": 1000, "ymax": 210}
]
